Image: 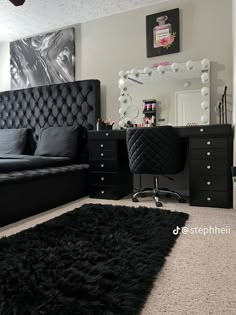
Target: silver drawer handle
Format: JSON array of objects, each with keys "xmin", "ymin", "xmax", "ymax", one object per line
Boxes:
[
  {"xmin": 101, "ymin": 153, "xmax": 104, "ymax": 157},
  {"xmin": 101, "ymin": 190, "xmax": 105, "ymax": 194},
  {"xmin": 200, "ymin": 128, "xmax": 204, "ymax": 132},
  {"xmin": 207, "ymin": 141, "xmax": 211, "ymax": 145},
  {"xmin": 207, "ymin": 152, "xmax": 211, "ymax": 156},
  {"xmin": 207, "ymin": 197, "xmax": 211, "ymax": 201},
  {"xmin": 105, "ymin": 133, "xmax": 109, "ymax": 137},
  {"xmin": 207, "ymin": 181, "xmax": 211, "ymax": 185},
  {"xmin": 101, "ymin": 177, "xmax": 104, "ymax": 181},
  {"xmin": 207, "ymin": 165, "xmax": 211, "ymax": 169},
  {"xmin": 100, "ymin": 144, "xmax": 104, "ymax": 148},
  {"xmin": 101, "ymin": 164, "xmax": 104, "ymax": 168}
]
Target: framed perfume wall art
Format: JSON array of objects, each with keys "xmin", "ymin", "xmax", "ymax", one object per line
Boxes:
[{"xmin": 146, "ymin": 8, "xmax": 180, "ymax": 58}]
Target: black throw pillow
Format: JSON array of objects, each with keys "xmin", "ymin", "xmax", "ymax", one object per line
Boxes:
[
  {"xmin": 35, "ymin": 126, "xmax": 79, "ymax": 159},
  {"xmin": 0, "ymin": 128, "xmax": 28, "ymax": 154}
]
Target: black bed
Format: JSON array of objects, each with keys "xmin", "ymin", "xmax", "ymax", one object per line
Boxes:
[{"xmin": 0, "ymin": 79, "xmax": 100, "ymax": 227}]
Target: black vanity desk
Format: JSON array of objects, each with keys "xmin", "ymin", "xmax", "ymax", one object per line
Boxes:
[{"xmin": 88, "ymin": 124, "xmax": 233, "ymax": 208}]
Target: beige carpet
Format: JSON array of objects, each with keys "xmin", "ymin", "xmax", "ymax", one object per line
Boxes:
[{"xmin": 0, "ymin": 196, "xmax": 235, "ymax": 315}]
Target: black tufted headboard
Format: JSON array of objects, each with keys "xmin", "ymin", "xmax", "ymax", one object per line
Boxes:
[
  {"xmin": 0, "ymin": 79, "xmax": 100, "ymax": 138},
  {"xmin": 0, "ymin": 80, "xmax": 100, "ymax": 159}
]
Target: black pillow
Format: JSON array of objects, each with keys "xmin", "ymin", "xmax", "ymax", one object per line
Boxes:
[
  {"xmin": 0, "ymin": 128, "xmax": 28, "ymax": 154},
  {"xmin": 35, "ymin": 127, "xmax": 79, "ymax": 159}
]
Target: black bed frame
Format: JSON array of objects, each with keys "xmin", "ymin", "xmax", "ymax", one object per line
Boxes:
[{"xmin": 0, "ymin": 80, "xmax": 100, "ymax": 227}]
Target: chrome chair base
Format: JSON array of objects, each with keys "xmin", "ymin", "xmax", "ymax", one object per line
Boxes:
[{"xmin": 132, "ymin": 176, "xmax": 185, "ymax": 207}]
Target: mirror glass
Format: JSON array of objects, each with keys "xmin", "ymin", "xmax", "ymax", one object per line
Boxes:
[{"xmin": 118, "ymin": 59, "xmax": 210, "ymax": 128}]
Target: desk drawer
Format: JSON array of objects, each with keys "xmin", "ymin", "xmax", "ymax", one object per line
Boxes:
[
  {"xmin": 191, "ymin": 148, "xmax": 226, "ymax": 160},
  {"xmin": 90, "ymin": 160, "xmax": 117, "ymax": 172},
  {"xmin": 90, "ymin": 185, "xmax": 123, "ymax": 200},
  {"xmin": 89, "ymin": 141, "xmax": 116, "ymax": 152},
  {"xmin": 191, "ymin": 175, "xmax": 229, "ymax": 191},
  {"xmin": 90, "ymin": 173, "xmax": 117, "ymax": 185},
  {"xmin": 191, "ymin": 138, "xmax": 226, "ymax": 149},
  {"xmin": 190, "ymin": 191, "xmax": 231, "ymax": 208},
  {"xmin": 191, "ymin": 160, "xmax": 228, "ymax": 175},
  {"xmin": 90, "ymin": 150, "xmax": 116, "ymax": 160}
]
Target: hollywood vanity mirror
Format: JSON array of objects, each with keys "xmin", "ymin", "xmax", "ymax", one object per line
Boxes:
[{"xmin": 118, "ymin": 59, "xmax": 210, "ymax": 128}]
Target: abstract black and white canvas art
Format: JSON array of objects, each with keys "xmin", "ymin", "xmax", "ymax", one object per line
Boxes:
[{"xmin": 10, "ymin": 28, "xmax": 75, "ymax": 89}]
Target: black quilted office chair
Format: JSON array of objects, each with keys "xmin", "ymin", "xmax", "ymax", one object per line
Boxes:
[{"xmin": 126, "ymin": 126, "xmax": 186, "ymax": 207}]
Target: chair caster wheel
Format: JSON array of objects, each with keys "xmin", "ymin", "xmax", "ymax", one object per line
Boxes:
[
  {"xmin": 179, "ymin": 198, "xmax": 186, "ymax": 203},
  {"xmin": 132, "ymin": 197, "xmax": 139, "ymax": 202},
  {"xmin": 155, "ymin": 201, "xmax": 163, "ymax": 207}
]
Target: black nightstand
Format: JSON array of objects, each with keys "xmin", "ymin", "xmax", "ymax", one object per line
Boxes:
[{"xmin": 88, "ymin": 130, "xmax": 133, "ymax": 200}]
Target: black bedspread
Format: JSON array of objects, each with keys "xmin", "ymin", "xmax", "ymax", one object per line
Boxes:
[{"xmin": 0, "ymin": 155, "xmax": 72, "ymax": 172}]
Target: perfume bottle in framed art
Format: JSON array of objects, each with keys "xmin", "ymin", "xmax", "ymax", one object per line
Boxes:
[{"xmin": 153, "ymin": 15, "xmax": 172, "ymax": 48}]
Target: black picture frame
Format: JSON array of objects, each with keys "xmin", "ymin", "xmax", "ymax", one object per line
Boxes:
[{"xmin": 146, "ymin": 8, "xmax": 180, "ymax": 58}]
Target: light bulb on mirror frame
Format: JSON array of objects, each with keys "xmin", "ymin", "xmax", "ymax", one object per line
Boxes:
[
  {"xmin": 201, "ymin": 72, "xmax": 209, "ymax": 83},
  {"xmin": 118, "ymin": 95, "xmax": 127, "ymax": 103},
  {"xmin": 120, "ymin": 87, "xmax": 128, "ymax": 95},
  {"xmin": 131, "ymin": 69, "xmax": 139, "ymax": 77},
  {"xmin": 119, "ymin": 70, "xmax": 128, "ymax": 80},
  {"xmin": 118, "ymin": 78, "xmax": 125, "ymax": 88},
  {"xmin": 201, "ymin": 58, "xmax": 210, "ymax": 70},
  {"xmin": 157, "ymin": 65, "xmax": 165, "ymax": 74},
  {"xmin": 171, "ymin": 62, "xmax": 179, "ymax": 72},
  {"xmin": 184, "ymin": 81, "xmax": 191, "ymax": 88},
  {"xmin": 119, "ymin": 70, "xmax": 125, "ymax": 78},
  {"xmin": 201, "ymin": 100, "xmax": 209, "ymax": 110},
  {"xmin": 201, "ymin": 87, "xmax": 209, "ymax": 96},
  {"xmin": 119, "ymin": 78, "xmax": 128, "ymax": 92},
  {"xmin": 118, "ymin": 107, "xmax": 126, "ymax": 115},
  {"xmin": 119, "ymin": 119, "xmax": 126, "ymax": 128},
  {"xmin": 143, "ymin": 67, "xmax": 152, "ymax": 75},
  {"xmin": 201, "ymin": 115, "xmax": 209, "ymax": 124},
  {"xmin": 186, "ymin": 60, "xmax": 194, "ymax": 71}
]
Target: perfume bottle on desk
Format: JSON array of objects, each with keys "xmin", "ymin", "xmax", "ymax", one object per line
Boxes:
[{"xmin": 153, "ymin": 15, "xmax": 172, "ymax": 48}]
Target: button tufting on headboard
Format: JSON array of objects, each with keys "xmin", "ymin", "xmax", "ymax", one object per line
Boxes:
[{"xmin": 0, "ymin": 80, "xmax": 101, "ymax": 143}]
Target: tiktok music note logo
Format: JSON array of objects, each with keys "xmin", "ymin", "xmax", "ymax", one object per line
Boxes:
[{"xmin": 173, "ymin": 226, "xmax": 181, "ymax": 235}]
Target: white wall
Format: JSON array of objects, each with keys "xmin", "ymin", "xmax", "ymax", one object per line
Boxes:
[
  {"xmin": 0, "ymin": 42, "xmax": 10, "ymax": 92},
  {"xmin": 77, "ymin": 0, "xmax": 233, "ymax": 126}
]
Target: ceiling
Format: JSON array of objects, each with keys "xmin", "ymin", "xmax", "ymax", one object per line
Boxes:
[{"xmin": 0, "ymin": 0, "xmax": 168, "ymax": 42}]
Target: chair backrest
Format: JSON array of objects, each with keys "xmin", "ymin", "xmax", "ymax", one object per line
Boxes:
[{"xmin": 126, "ymin": 126, "xmax": 186, "ymax": 175}]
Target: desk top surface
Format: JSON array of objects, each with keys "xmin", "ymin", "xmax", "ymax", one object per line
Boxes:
[{"xmin": 89, "ymin": 124, "xmax": 232, "ymax": 139}]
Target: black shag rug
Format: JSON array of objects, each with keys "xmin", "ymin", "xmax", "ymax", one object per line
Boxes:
[{"xmin": 0, "ymin": 204, "xmax": 188, "ymax": 315}]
